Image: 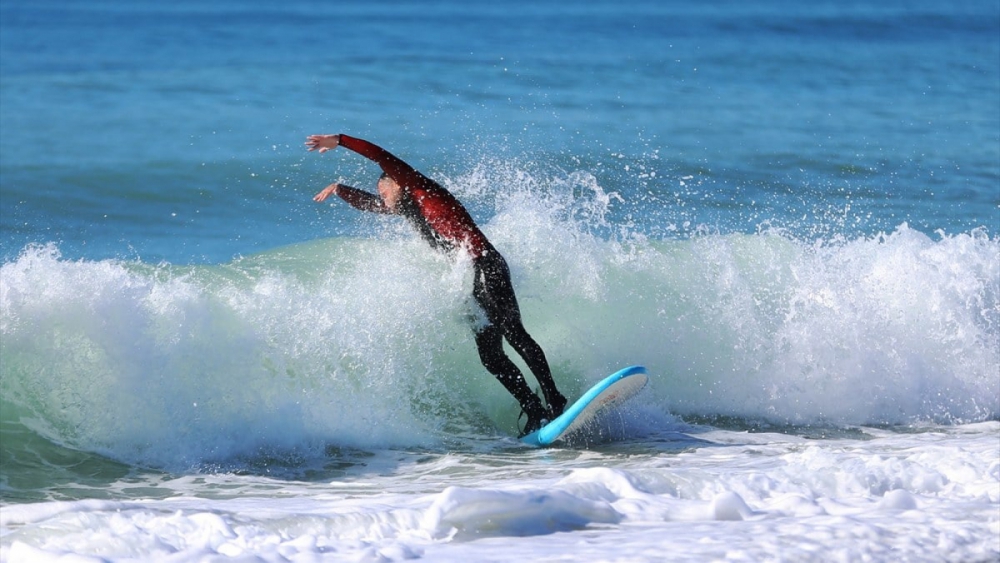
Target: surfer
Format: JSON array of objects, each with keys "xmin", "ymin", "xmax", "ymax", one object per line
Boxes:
[{"xmin": 305, "ymin": 133, "xmax": 567, "ymax": 435}]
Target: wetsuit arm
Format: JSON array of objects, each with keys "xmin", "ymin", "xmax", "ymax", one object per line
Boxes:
[
  {"xmin": 314, "ymin": 183, "xmax": 393, "ymax": 214},
  {"xmin": 337, "ymin": 184, "xmax": 393, "ymax": 214},
  {"xmin": 337, "ymin": 134, "xmax": 425, "ymax": 188}
]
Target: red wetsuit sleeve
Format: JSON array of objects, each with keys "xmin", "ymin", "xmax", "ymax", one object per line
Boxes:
[
  {"xmin": 338, "ymin": 134, "xmax": 424, "ymax": 188},
  {"xmin": 338, "ymin": 134, "xmax": 492, "ymax": 257}
]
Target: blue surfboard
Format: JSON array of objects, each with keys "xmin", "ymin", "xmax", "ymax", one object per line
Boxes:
[{"xmin": 520, "ymin": 365, "xmax": 649, "ymax": 446}]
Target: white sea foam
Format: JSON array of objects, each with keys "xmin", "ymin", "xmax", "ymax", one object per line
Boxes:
[{"xmin": 1, "ymin": 424, "xmax": 996, "ymax": 562}]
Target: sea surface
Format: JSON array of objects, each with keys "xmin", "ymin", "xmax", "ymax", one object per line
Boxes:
[{"xmin": 1, "ymin": 1, "xmax": 998, "ymax": 561}]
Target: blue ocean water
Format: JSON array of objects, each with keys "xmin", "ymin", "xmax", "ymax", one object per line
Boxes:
[
  {"xmin": 2, "ymin": 0, "xmax": 997, "ymax": 264},
  {"xmin": 1, "ymin": 2, "xmax": 998, "ymax": 562}
]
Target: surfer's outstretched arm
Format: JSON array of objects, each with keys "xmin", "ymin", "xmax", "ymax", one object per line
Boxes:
[
  {"xmin": 313, "ymin": 183, "xmax": 393, "ymax": 214},
  {"xmin": 306, "ymin": 134, "xmax": 424, "ymax": 188}
]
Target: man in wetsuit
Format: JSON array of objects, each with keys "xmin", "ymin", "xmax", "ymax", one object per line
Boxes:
[{"xmin": 306, "ymin": 133, "xmax": 567, "ymax": 435}]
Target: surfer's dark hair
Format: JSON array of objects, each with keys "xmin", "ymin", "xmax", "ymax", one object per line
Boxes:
[{"xmin": 379, "ymin": 171, "xmax": 390, "ymax": 181}]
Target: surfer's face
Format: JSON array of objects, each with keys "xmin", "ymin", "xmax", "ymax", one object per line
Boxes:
[{"xmin": 377, "ymin": 176, "xmax": 403, "ymax": 210}]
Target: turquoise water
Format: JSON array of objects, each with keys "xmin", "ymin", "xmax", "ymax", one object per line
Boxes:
[{"xmin": 1, "ymin": 1, "xmax": 998, "ymax": 561}]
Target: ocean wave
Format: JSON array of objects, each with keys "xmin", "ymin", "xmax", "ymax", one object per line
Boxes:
[{"xmin": 2, "ymin": 215, "xmax": 997, "ymax": 469}]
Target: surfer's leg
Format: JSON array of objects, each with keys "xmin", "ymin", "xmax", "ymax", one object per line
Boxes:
[
  {"xmin": 474, "ymin": 324, "xmax": 547, "ymax": 422},
  {"xmin": 473, "ymin": 253, "xmax": 566, "ymax": 418},
  {"xmin": 501, "ymin": 322, "xmax": 566, "ymax": 418}
]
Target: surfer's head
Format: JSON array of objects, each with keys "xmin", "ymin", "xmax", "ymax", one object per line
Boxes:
[{"xmin": 377, "ymin": 172, "xmax": 403, "ymax": 210}]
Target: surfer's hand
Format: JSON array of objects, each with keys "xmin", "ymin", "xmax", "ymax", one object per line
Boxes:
[
  {"xmin": 313, "ymin": 183, "xmax": 340, "ymax": 202},
  {"xmin": 306, "ymin": 134, "xmax": 341, "ymax": 153}
]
